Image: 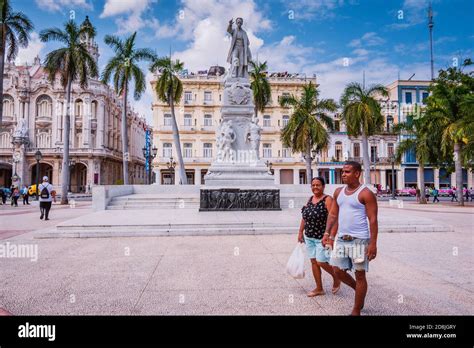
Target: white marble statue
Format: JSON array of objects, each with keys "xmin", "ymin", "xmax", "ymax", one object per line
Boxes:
[
  {"xmin": 13, "ymin": 119, "xmax": 28, "ymax": 138},
  {"xmin": 246, "ymin": 117, "xmax": 261, "ymax": 155},
  {"xmin": 226, "ymin": 17, "xmax": 252, "ymax": 78},
  {"xmin": 217, "ymin": 120, "xmax": 236, "ymax": 162}
]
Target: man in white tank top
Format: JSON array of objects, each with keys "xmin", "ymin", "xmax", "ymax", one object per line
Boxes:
[{"xmin": 321, "ymin": 161, "xmax": 378, "ymax": 316}]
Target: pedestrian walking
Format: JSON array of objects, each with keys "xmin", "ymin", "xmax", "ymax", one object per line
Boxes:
[
  {"xmin": 464, "ymin": 188, "xmax": 470, "ymax": 202},
  {"xmin": 21, "ymin": 185, "xmax": 30, "ymax": 205},
  {"xmin": 432, "ymin": 187, "xmax": 440, "ymax": 203},
  {"xmin": 451, "ymin": 187, "xmax": 458, "ymax": 202},
  {"xmin": 425, "ymin": 187, "xmax": 430, "ymax": 202},
  {"xmin": 38, "ymin": 176, "xmax": 56, "ymax": 220},
  {"xmin": 11, "ymin": 186, "xmax": 20, "ymax": 207},
  {"xmin": 415, "ymin": 188, "xmax": 421, "ymax": 203},
  {"xmin": 298, "ymin": 177, "xmax": 340, "ymax": 297},
  {"xmin": 0, "ymin": 188, "xmax": 5, "ymax": 205},
  {"xmin": 322, "ymin": 161, "xmax": 378, "ymax": 316},
  {"xmin": 470, "ymin": 187, "xmax": 474, "ymax": 202}
]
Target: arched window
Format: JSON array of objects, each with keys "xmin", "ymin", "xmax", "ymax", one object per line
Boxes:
[
  {"xmin": 91, "ymin": 100, "xmax": 98, "ymax": 119},
  {"xmin": 2, "ymin": 95, "xmax": 14, "ymax": 117},
  {"xmin": 282, "ymin": 115, "xmax": 289, "ymax": 127},
  {"xmin": 36, "ymin": 95, "xmax": 53, "ymax": 118},
  {"xmin": 263, "ymin": 115, "xmax": 271, "ymax": 127},
  {"xmin": 75, "ymin": 99, "xmax": 84, "ymax": 118}
]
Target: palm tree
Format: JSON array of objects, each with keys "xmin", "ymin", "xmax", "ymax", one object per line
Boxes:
[
  {"xmin": 393, "ymin": 105, "xmax": 431, "ymax": 204},
  {"xmin": 150, "ymin": 56, "xmax": 187, "ymax": 184},
  {"xmin": 249, "ymin": 60, "xmax": 271, "ymax": 119},
  {"xmin": 101, "ymin": 32, "xmax": 156, "ymax": 185},
  {"xmin": 425, "ymin": 59, "xmax": 474, "ymax": 205},
  {"xmin": 0, "ymin": 0, "xmax": 34, "ymax": 125},
  {"xmin": 40, "ymin": 19, "xmax": 98, "ymax": 204},
  {"xmin": 340, "ymin": 82, "xmax": 388, "ymax": 184},
  {"xmin": 280, "ymin": 82, "xmax": 337, "ymax": 184}
]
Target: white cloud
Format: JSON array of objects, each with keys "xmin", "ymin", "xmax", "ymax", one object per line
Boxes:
[
  {"xmin": 35, "ymin": 0, "xmax": 92, "ymax": 12},
  {"xmin": 283, "ymin": 0, "xmax": 346, "ymax": 20},
  {"xmin": 387, "ymin": 0, "xmax": 432, "ymax": 30},
  {"xmin": 349, "ymin": 32, "xmax": 385, "ymax": 48},
  {"xmin": 100, "ymin": 0, "xmax": 154, "ymax": 34},
  {"xmin": 15, "ymin": 32, "xmax": 45, "ymax": 66}
]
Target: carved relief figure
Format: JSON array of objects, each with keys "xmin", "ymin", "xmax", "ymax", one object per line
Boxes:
[
  {"xmin": 246, "ymin": 118, "xmax": 261, "ymax": 156},
  {"xmin": 216, "ymin": 120, "xmax": 236, "ymax": 162}
]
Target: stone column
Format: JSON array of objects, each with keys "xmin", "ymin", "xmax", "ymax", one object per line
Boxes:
[
  {"xmin": 97, "ymin": 101, "xmax": 105, "ymax": 148},
  {"xmin": 153, "ymin": 168, "xmax": 161, "ymax": 185},
  {"xmin": 83, "ymin": 97, "xmax": 91, "ymax": 147},
  {"xmin": 293, "ymin": 168, "xmax": 300, "ymax": 185},
  {"xmin": 195, "ymin": 167, "xmax": 202, "ymax": 186},
  {"xmin": 467, "ymin": 169, "xmax": 473, "ymax": 189},
  {"xmin": 397, "ymin": 167, "xmax": 405, "ymax": 190},
  {"xmin": 174, "ymin": 167, "xmax": 180, "ymax": 185},
  {"xmin": 274, "ymin": 168, "xmax": 281, "ymax": 185},
  {"xmin": 53, "ymin": 160, "xmax": 61, "ymax": 187},
  {"xmin": 380, "ymin": 169, "xmax": 387, "ymax": 189},
  {"xmin": 450, "ymin": 172, "xmax": 456, "ymax": 188},
  {"xmin": 434, "ymin": 168, "xmax": 440, "ymax": 189}
]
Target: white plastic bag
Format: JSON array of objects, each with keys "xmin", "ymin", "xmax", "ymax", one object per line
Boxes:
[{"xmin": 286, "ymin": 243, "xmax": 305, "ymax": 279}]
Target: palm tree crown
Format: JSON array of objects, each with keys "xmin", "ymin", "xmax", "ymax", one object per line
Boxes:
[
  {"xmin": 280, "ymin": 81, "xmax": 337, "ymax": 184},
  {"xmin": 340, "ymin": 82, "xmax": 388, "ymax": 184},
  {"xmin": 0, "ymin": 0, "xmax": 34, "ymax": 124},
  {"xmin": 40, "ymin": 20, "xmax": 98, "ymax": 87},
  {"xmin": 249, "ymin": 60, "xmax": 271, "ymax": 118}
]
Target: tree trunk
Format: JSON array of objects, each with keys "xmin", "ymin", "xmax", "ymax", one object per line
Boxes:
[
  {"xmin": 305, "ymin": 138, "xmax": 312, "ymax": 184},
  {"xmin": 0, "ymin": 26, "xmax": 6, "ymax": 126},
  {"xmin": 361, "ymin": 131, "xmax": 371, "ymax": 184},
  {"xmin": 454, "ymin": 142, "xmax": 464, "ymax": 206},
  {"xmin": 121, "ymin": 83, "xmax": 129, "ymax": 185},
  {"xmin": 60, "ymin": 79, "xmax": 72, "ymax": 205},
  {"xmin": 169, "ymin": 93, "xmax": 187, "ymax": 184},
  {"xmin": 419, "ymin": 162, "xmax": 427, "ymax": 204}
]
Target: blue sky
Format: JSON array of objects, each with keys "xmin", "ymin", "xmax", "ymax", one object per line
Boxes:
[{"xmin": 12, "ymin": 0, "xmax": 474, "ymax": 122}]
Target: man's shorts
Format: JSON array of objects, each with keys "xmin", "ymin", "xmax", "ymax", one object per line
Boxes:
[
  {"xmin": 304, "ymin": 235, "xmax": 330, "ymax": 263},
  {"xmin": 329, "ymin": 237, "xmax": 370, "ymax": 272}
]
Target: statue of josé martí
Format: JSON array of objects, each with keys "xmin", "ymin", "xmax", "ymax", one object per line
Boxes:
[{"xmin": 226, "ymin": 17, "xmax": 252, "ymax": 78}]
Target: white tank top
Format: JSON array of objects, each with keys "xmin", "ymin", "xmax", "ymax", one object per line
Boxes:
[{"xmin": 336, "ymin": 184, "xmax": 370, "ymax": 239}]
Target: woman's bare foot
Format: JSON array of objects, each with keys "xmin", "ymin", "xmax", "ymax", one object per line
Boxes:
[
  {"xmin": 307, "ymin": 289, "xmax": 325, "ymax": 297},
  {"xmin": 332, "ymin": 278, "xmax": 341, "ymax": 294}
]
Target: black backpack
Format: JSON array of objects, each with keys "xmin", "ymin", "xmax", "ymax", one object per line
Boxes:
[{"xmin": 40, "ymin": 185, "xmax": 50, "ymax": 199}]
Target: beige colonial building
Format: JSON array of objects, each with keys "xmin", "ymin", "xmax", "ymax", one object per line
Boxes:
[
  {"xmin": 0, "ymin": 17, "xmax": 149, "ymax": 192},
  {"xmin": 150, "ymin": 70, "xmax": 473, "ymax": 189},
  {"xmin": 151, "ymin": 69, "xmax": 320, "ymax": 185}
]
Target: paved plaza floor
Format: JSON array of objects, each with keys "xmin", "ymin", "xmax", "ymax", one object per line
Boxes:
[{"xmin": 0, "ymin": 200, "xmax": 472, "ymax": 315}]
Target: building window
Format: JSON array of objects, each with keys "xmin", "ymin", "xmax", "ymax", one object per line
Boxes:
[
  {"xmin": 163, "ymin": 143, "xmax": 172, "ymax": 157},
  {"xmin": 282, "ymin": 146, "xmax": 291, "ymax": 158},
  {"xmin": 370, "ymin": 146, "xmax": 377, "ymax": 163},
  {"xmin": 353, "ymin": 143, "xmax": 360, "ymax": 158},
  {"xmin": 282, "ymin": 115, "xmax": 289, "ymax": 127},
  {"xmin": 387, "ymin": 143, "xmax": 394, "ymax": 157},
  {"xmin": 335, "ymin": 141, "xmax": 343, "ymax": 161},
  {"xmin": 204, "ymin": 91, "xmax": 212, "ymax": 102},
  {"xmin": 183, "ymin": 143, "xmax": 193, "ymax": 158},
  {"xmin": 387, "ymin": 115, "xmax": 394, "ymax": 131},
  {"xmin": 36, "ymin": 95, "xmax": 53, "ymax": 118},
  {"xmin": 184, "ymin": 91, "xmax": 192, "ymax": 103},
  {"xmin": 204, "ymin": 114, "xmax": 212, "ymax": 126},
  {"xmin": 164, "ymin": 113, "xmax": 172, "ymax": 126},
  {"xmin": 3, "ymin": 95, "xmax": 14, "ymax": 116},
  {"xmin": 263, "ymin": 143, "xmax": 272, "ymax": 158},
  {"xmin": 422, "ymin": 92, "xmax": 429, "ymax": 104},
  {"xmin": 203, "ymin": 143, "xmax": 212, "ymax": 158},
  {"xmin": 405, "ymin": 92, "xmax": 412, "ymax": 104},
  {"xmin": 334, "ymin": 120, "xmax": 340, "ymax": 132},
  {"xmin": 184, "ymin": 114, "xmax": 192, "ymax": 126},
  {"xmin": 263, "ymin": 115, "xmax": 271, "ymax": 127}
]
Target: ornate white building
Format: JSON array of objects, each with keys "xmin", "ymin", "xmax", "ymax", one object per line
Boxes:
[{"xmin": 0, "ymin": 17, "xmax": 149, "ymax": 192}]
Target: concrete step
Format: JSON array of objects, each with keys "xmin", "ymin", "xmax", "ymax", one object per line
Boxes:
[{"xmin": 39, "ymin": 222, "xmax": 454, "ymax": 238}]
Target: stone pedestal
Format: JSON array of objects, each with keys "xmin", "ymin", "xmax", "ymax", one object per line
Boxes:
[{"xmin": 204, "ymin": 77, "xmax": 274, "ymax": 187}]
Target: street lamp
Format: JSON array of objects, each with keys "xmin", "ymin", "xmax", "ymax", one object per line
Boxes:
[
  {"xmin": 142, "ymin": 145, "xmax": 158, "ymax": 184},
  {"xmin": 166, "ymin": 156, "xmax": 177, "ymax": 185},
  {"xmin": 390, "ymin": 154, "xmax": 396, "ymax": 199},
  {"xmin": 34, "ymin": 150, "xmax": 42, "ymax": 200}
]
